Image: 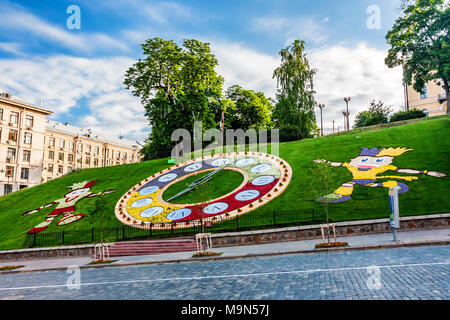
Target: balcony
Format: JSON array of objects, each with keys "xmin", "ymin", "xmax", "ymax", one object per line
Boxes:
[{"xmin": 437, "ymin": 93, "xmax": 447, "ymax": 104}]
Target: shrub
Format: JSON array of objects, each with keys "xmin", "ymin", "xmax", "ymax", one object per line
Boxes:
[{"xmin": 390, "ymin": 109, "xmax": 426, "ymax": 122}]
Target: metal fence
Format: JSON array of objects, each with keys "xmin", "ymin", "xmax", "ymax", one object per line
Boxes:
[{"xmin": 22, "ymin": 208, "xmax": 326, "ymax": 248}]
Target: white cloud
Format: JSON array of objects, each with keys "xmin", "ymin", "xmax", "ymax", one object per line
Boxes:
[
  {"xmin": 251, "ymin": 16, "xmax": 328, "ymax": 45},
  {"xmin": 0, "ymin": 6, "xmax": 129, "ymax": 54},
  {"xmin": 0, "ymin": 42, "xmax": 24, "ymax": 56},
  {"xmin": 0, "ymin": 55, "xmax": 149, "ymax": 141},
  {"xmin": 309, "ymin": 42, "xmax": 404, "ymax": 131},
  {"xmin": 211, "ymin": 41, "xmax": 279, "ymax": 97}
]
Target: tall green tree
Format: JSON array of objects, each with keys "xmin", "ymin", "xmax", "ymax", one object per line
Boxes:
[
  {"xmin": 273, "ymin": 39, "xmax": 317, "ymax": 138},
  {"xmin": 224, "ymin": 85, "xmax": 273, "ymax": 130},
  {"xmin": 124, "ymin": 37, "xmax": 224, "ymax": 159},
  {"xmin": 354, "ymin": 100, "xmax": 392, "ymax": 128},
  {"xmin": 385, "ymin": 0, "xmax": 450, "ymax": 114}
]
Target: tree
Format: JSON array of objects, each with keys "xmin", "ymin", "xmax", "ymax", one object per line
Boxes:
[
  {"xmin": 124, "ymin": 38, "xmax": 224, "ymax": 159},
  {"xmin": 385, "ymin": 0, "xmax": 450, "ymax": 114},
  {"xmin": 224, "ymin": 85, "xmax": 273, "ymax": 130},
  {"xmin": 355, "ymin": 100, "xmax": 392, "ymax": 128},
  {"xmin": 310, "ymin": 162, "xmax": 337, "ymax": 243},
  {"xmin": 273, "ymin": 40, "xmax": 317, "ymax": 138}
]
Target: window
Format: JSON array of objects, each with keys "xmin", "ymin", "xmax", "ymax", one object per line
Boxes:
[
  {"xmin": 4, "ymin": 184, "xmax": 13, "ymax": 195},
  {"xmin": 420, "ymin": 85, "xmax": 428, "ymax": 99},
  {"xmin": 76, "ymin": 155, "xmax": 82, "ymax": 164},
  {"xmin": 94, "ymin": 158, "xmax": 99, "ymax": 167},
  {"xmin": 67, "ymin": 165, "xmax": 72, "ymax": 172},
  {"xmin": 59, "ymin": 139, "xmax": 65, "ymax": 149},
  {"xmin": 58, "ymin": 165, "xmax": 64, "ymax": 174},
  {"xmin": 19, "ymin": 185, "xmax": 27, "ymax": 190},
  {"xmin": 5, "ymin": 166, "xmax": 14, "ymax": 178},
  {"xmin": 58, "ymin": 152, "xmax": 64, "ymax": 161},
  {"xmin": 68, "ymin": 154, "xmax": 74, "ymax": 162},
  {"xmin": 10, "ymin": 111, "xmax": 19, "ymax": 125},
  {"xmin": 68, "ymin": 141, "xmax": 74, "ymax": 150},
  {"xmin": 0, "ymin": 127, "xmax": 2, "ymax": 140},
  {"xmin": 0, "ymin": 108, "xmax": 3, "ymax": 120},
  {"xmin": 123, "ymin": 152, "xmax": 127, "ymax": 161},
  {"xmin": 94, "ymin": 146, "xmax": 99, "ymax": 156},
  {"xmin": 8, "ymin": 129, "xmax": 18, "ymax": 142},
  {"xmin": 116, "ymin": 151, "xmax": 120, "ymax": 160},
  {"xmin": 6, "ymin": 148, "xmax": 16, "ymax": 163},
  {"xmin": 85, "ymin": 157, "xmax": 91, "ymax": 165},
  {"xmin": 25, "ymin": 115, "xmax": 34, "ymax": 127},
  {"xmin": 21, "ymin": 168, "xmax": 29, "ymax": 180},
  {"xmin": 77, "ymin": 143, "xmax": 83, "ymax": 152},
  {"xmin": 86, "ymin": 145, "xmax": 91, "ymax": 154},
  {"xmin": 23, "ymin": 150, "xmax": 31, "ymax": 162},
  {"xmin": 24, "ymin": 132, "xmax": 32, "ymax": 144},
  {"xmin": 48, "ymin": 150, "xmax": 54, "ymax": 160},
  {"xmin": 48, "ymin": 163, "xmax": 54, "ymax": 173},
  {"xmin": 49, "ymin": 137, "xmax": 55, "ymax": 147}
]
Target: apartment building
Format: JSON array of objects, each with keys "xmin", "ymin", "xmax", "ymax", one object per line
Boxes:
[
  {"xmin": 405, "ymin": 80, "xmax": 448, "ymax": 116},
  {"xmin": 0, "ymin": 92, "xmax": 141, "ymax": 196}
]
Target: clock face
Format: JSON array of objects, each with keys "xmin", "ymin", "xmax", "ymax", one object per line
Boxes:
[{"xmin": 115, "ymin": 152, "xmax": 292, "ymax": 229}]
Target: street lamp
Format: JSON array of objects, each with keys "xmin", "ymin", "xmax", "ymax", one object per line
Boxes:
[
  {"xmin": 317, "ymin": 103, "xmax": 325, "ymax": 136},
  {"xmin": 331, "ymin": 120, "xmax": 335, "ymax": 133},
  {"xmin": 343, "ymin": 97, "xmax": 351, "ymax": 130},
  {"xmin": 342, "ymin": 111, "xmax": 349, "ymax": 131}
]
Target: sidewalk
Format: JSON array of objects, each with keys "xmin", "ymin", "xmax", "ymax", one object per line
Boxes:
[{"xmin": 1, "ymin": 228, "xmax": 448, "ymax": 274}]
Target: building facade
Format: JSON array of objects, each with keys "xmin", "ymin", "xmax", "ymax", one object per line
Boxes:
[
  {"xmin": 405, "ymin": 80, "xmax": 448, "ymax": 116},
  {"xmin": 0, "ymin": 93, "xmax": 141, "ymax": 196}
]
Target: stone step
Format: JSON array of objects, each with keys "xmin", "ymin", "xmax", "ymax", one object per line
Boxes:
[{"xmin": 105, "ymin": 237, "xmax": 197, "ymax": 258}]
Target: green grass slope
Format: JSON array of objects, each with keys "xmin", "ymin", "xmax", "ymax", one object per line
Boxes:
[{"xmin": 0, "ymin": 117, "xmax": 448, "ymax": 249}]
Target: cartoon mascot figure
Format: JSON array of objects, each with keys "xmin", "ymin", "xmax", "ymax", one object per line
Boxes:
[
  {"xmin": 314, "ymin": 147, "xmax": 446, "ymax": 203},
  {"xmin": 23, "ymin": 180, "xmax": 115, "ymax": 234}
]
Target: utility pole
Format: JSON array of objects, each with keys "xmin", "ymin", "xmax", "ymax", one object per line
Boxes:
[
  {"xmin": 317, "ymin": 104, "xmax": 325, "ymax": 137},
  {"xmin": 343, "ymin": 97, "xmax": 351, "ymax": 130}
]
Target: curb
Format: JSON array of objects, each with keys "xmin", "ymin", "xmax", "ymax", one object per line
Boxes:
[{"xmin": 1, "ymin": 239, "xmax": 448, "ymax": 275}]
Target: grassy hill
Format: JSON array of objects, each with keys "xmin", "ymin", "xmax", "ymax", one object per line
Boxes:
[{"xmin": 0, "ymin": 117, "xmax": 449, "ymax": 250}]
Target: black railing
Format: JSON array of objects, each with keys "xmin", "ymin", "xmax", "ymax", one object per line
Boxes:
[{"xmin": 22, "ymin": 208, "xmax": 326, "ymax": 248}]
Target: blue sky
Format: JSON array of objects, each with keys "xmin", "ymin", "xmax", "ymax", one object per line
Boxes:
[{"xmin": 0, "ymin": 0, "xmax": 405, "ymax": 140}]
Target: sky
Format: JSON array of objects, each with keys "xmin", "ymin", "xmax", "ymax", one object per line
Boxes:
[{"xmin": 0, "ymin": 0, "xmax": 406, "ymax": 141}]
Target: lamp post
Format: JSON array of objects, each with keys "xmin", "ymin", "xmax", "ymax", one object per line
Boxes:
[
  {"xmin": 331, "ymin": 120, "xmax": 335, "ymax": 133},
  {"xmin": 342, "ymin": 111, "xmax": 348, "ymax": 131},
  {"xmin": 317, "ymin": 104, "xmax": 325, "ymax": 136},
  {"xmin": 343, "ymin": 97, "xmax": 351, "ymax": 130}
]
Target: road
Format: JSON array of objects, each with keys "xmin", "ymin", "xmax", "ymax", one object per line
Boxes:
[{"xmin": 0, "ymin": 245, "xmax": 448, "ymax": 300}]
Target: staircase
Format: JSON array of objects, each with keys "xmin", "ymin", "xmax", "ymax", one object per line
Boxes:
[{"xmin": 107, "ymin": 237, "xmax": 197, "ymax": 257}]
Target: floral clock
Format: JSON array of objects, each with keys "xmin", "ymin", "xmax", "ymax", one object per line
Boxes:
[{"xmin": 115, "ymin": 152, "xmax": 292, "ymax": 229}]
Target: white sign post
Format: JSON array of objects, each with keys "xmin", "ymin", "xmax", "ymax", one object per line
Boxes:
[{"xmin": 388, "ymin": 186, "xmax": 400, "ymax": 242}]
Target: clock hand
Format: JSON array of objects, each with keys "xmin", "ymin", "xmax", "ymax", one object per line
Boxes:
[{"xmin": 167, "ymin": 164, "xmax": 230, "ymax": 202}]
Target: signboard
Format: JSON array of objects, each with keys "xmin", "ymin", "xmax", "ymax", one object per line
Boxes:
[{"xmin": 389, "ymin": 186, "xmax": 400, "ymax": 229}]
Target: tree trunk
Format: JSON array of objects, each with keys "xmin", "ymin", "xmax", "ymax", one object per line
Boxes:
[{"xmin": 444, "ymin": 79, "xmax": 449, "ymax": 115}]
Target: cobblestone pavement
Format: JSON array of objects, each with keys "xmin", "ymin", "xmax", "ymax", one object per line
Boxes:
[{"xmin": 0, "ymin": 245, "xmax": 448, "ymax": 300}]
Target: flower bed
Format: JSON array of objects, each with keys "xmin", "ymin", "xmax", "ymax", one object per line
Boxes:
[{"xmin": 315, "ymin": 242, "xmax": 349, "ymax": 249}]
